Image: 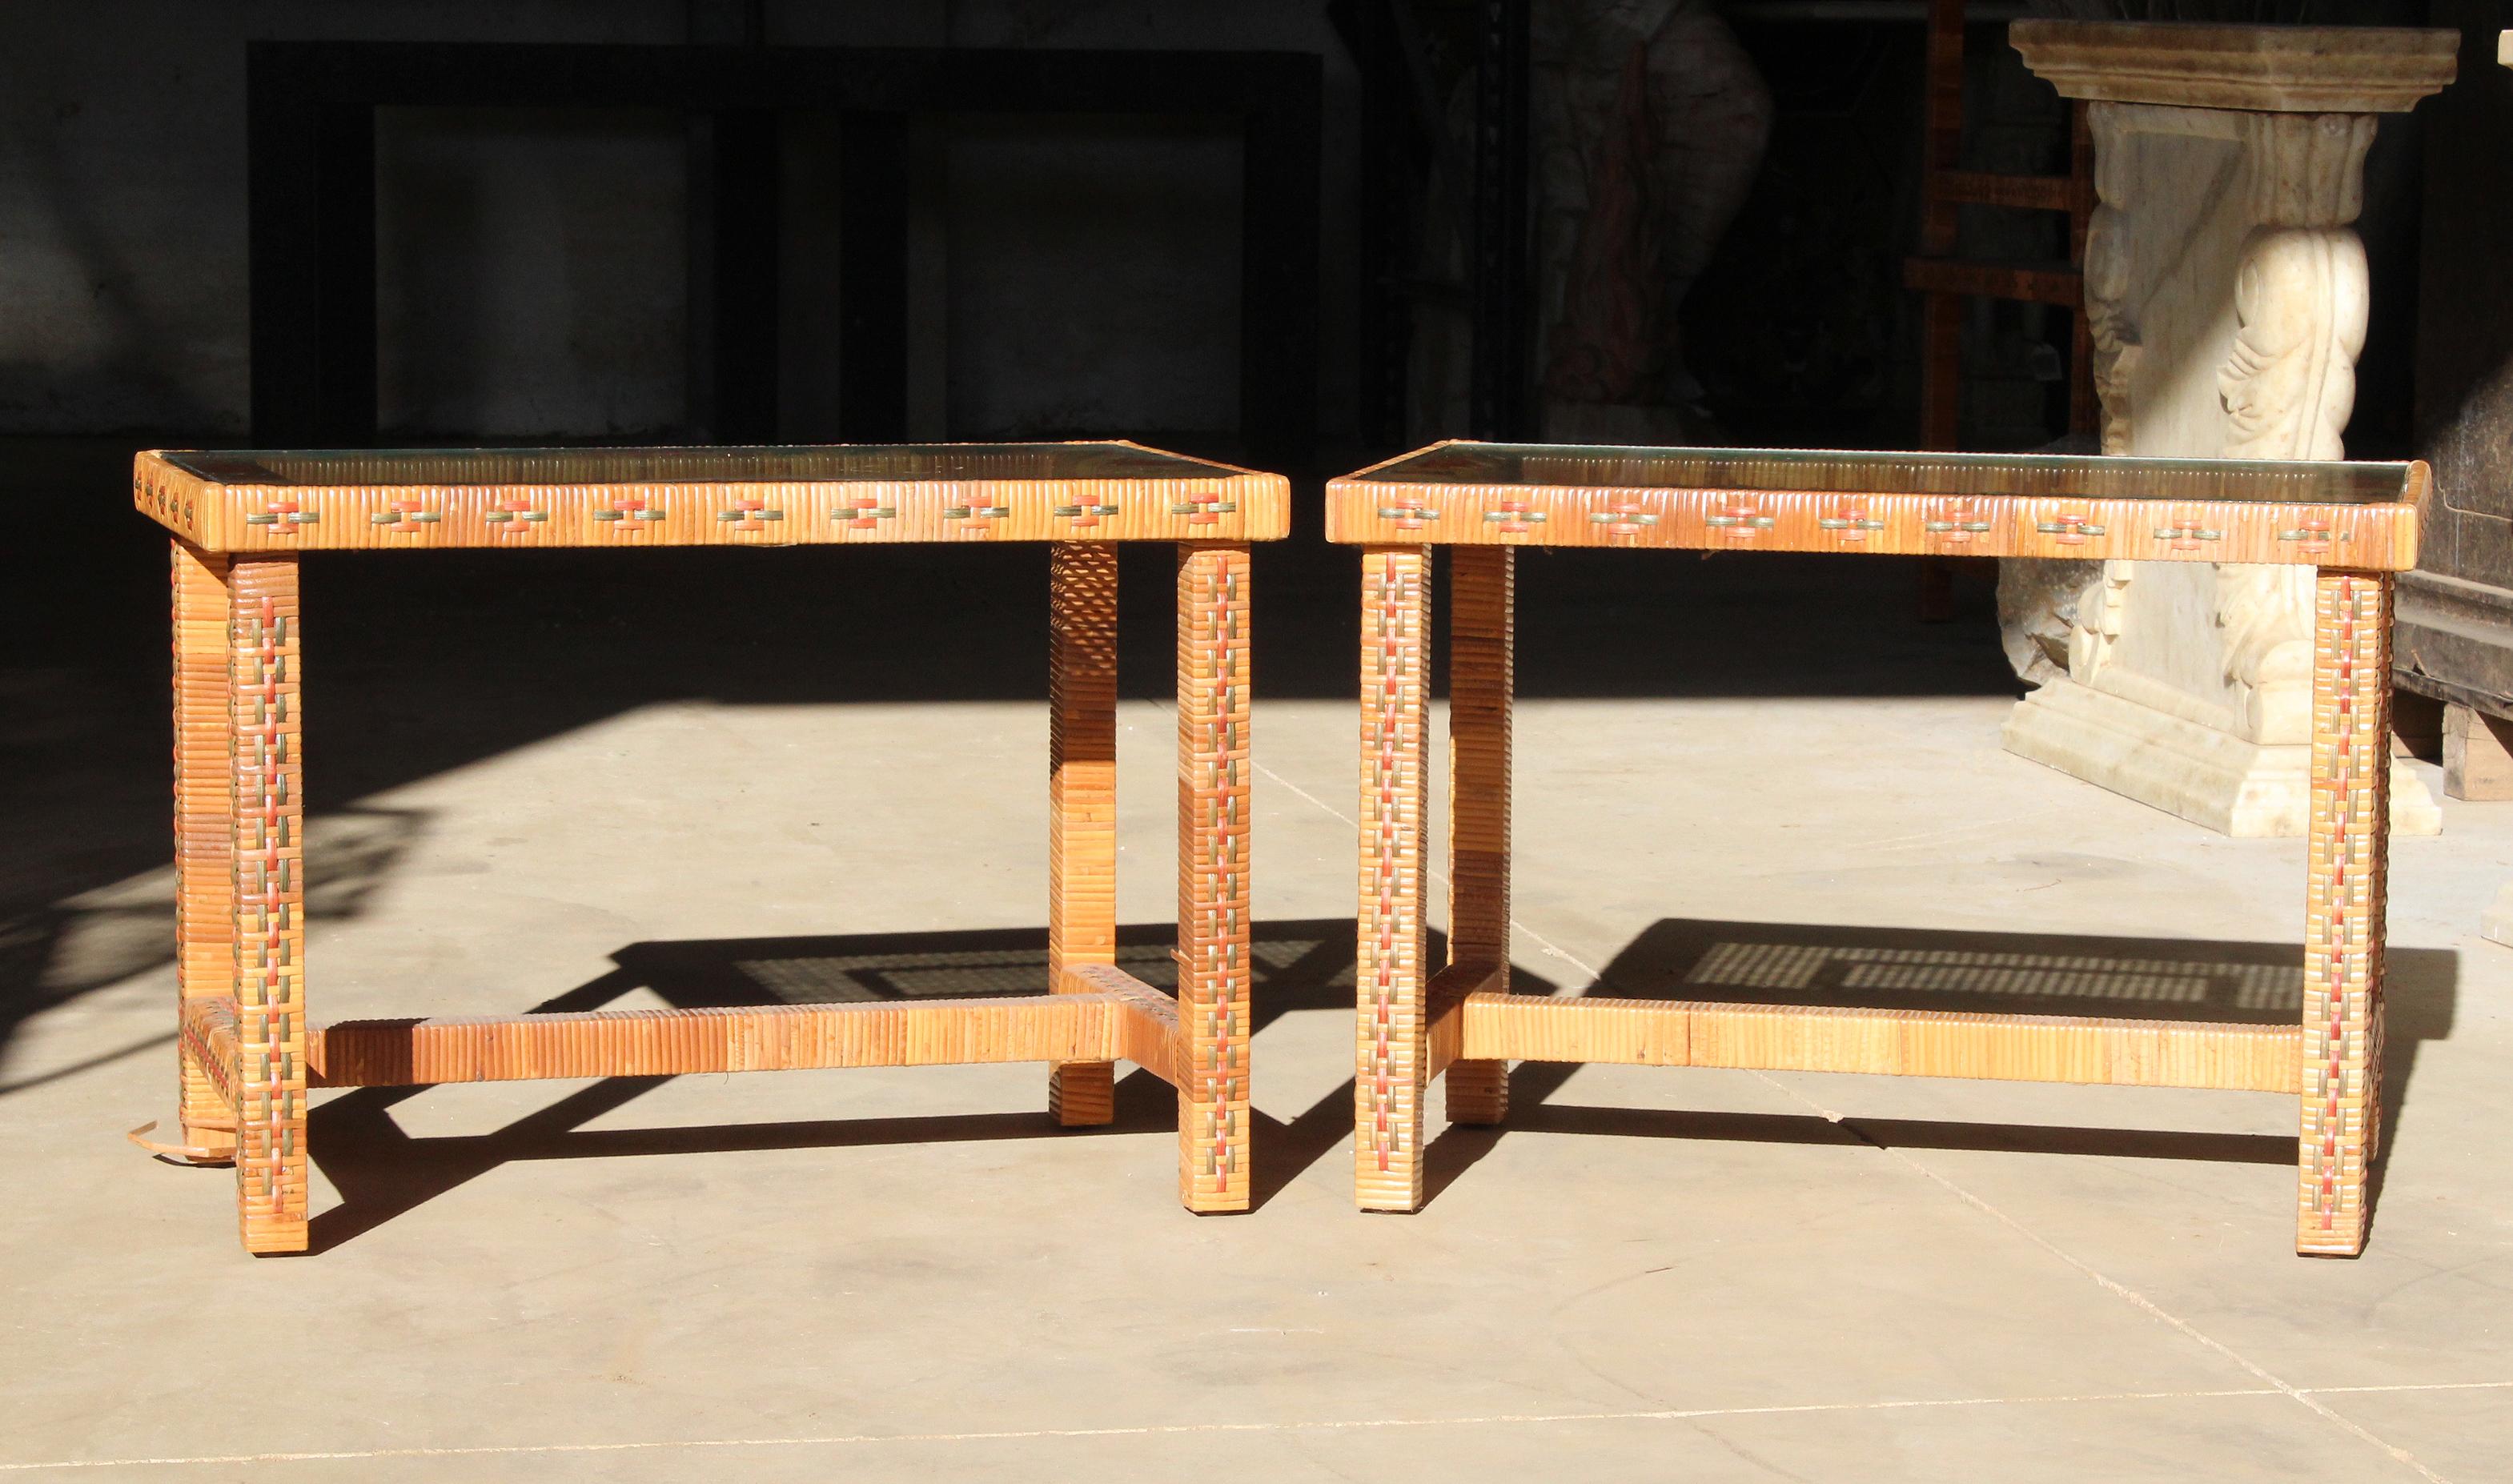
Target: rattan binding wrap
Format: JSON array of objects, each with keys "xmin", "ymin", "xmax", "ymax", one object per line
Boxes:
[
  {"xmin": 141, "ymin": 442, "xmax": 1278, "ymax": 1253},
  {"xmin": 1047, "ymin": 543, "xmax": 1122, "ymax": 1126},
  {"xmin": 1326, "ymin": 442, "xmax": 2424, "ymax": 570},
  {"xmin": 1455, "ymin": 995, "xmax": 2300, "ymax": 1089},
  {"xmin": 2298, "ymin": 571, "xmax": 2391, "ymax": 1254},
  {"xmin": 230, "ymin": 558, "xmax": 308, "ymax": 1253},
  {"xmin": 1176, "ymin": 543, "xmax": 1252, "ymax": 1213},
  {"xmin": 177, "ymin": 997, "xmax": 243, "ymax": 1117},
  {"xmin": 1443, "ymin": 547, "xmax": 1514, "ymax": 1128},
  {"xmin": 1356, "ymin": 548, "xmax": 1431, "ymax": 1210},
  {"xmin": 306, "ymin": 990, "xmax": 1180, "ymax": 1086},
  {"xmin": 171, "ymin": 543, "xmax": 239, "ymax": 1158},
  {"xmin": 134, "ymin": 443, "xmax": 1288, "ymax": 551},
  {"xmin": 1333, "ymin": 442, "xmax": 2413, "ymax": 1254}
]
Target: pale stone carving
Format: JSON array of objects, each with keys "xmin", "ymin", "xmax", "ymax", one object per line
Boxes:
[
  {"xmin": 2001, "ymin": 24, "xmax": 2450, "ymax": 837},
  {"xmin": 2010, "ymin": 20, "xmax": 2460, "ymax": 113},
  {"xmin": 1997, "ymin": 553, "xmax": 2101, "ymax": 687}
]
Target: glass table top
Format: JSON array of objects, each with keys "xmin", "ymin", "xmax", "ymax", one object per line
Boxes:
[
  {"xmin": 1346, "ymin": 443, "xmax": 2420, "ymax": 506},
  {"xmin": 159, "ymin": 443, "xmax": 1245, "ymax": 488}
]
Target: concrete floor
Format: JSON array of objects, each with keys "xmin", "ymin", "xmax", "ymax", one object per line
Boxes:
[{"xmin": 4, "ymin": 472, "xmax": 2511, "ymax": 1480}]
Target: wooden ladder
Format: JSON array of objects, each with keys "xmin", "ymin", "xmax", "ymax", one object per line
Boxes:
[
  {"xmin": 1903, "ymin": 0, "xmax": 2097, "ymax": 619},
  {"xmin": 1905, "ymin": 0, "xmax": 2097, "ymax": 451}
]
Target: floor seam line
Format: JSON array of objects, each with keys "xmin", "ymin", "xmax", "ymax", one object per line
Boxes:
[
  {"xmin": 1748, "ymin": 1068, "xmax": 2450, "ymax": 1484},
  {"xmin": 18, "ymin": 1383, "xmax": 2511, "ymax": 1472},
  {"xmin": 1248, "ymin": 752, "xmax": 1599, "ymax": 979},
  {"xmin": 1242, "ymin": 704, "xmax": 2457, "ymax": 1483}
]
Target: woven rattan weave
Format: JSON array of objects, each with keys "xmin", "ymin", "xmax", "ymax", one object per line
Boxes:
[
  {"xmin": 1329, "ymin": 440, "xmax": 2421, "ymax": 1257},
  {"xmin": 138, "ymin": 441, "xmax": 1283, "ymax": 1254}
]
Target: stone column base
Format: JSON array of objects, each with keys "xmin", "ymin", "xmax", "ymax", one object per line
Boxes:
[{"xmin": 2003, "ymin": 678, "xmax": 2441, "ymax": 838}]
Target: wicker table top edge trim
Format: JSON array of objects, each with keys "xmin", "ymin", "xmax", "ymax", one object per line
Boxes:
[
  {"xmin": 1320, "ymin": 479, "xmax": 2418, "ymax": 569},
  {"xmin": 134, "ymin": 452, "xmax": 1290, "ymax": 551}
]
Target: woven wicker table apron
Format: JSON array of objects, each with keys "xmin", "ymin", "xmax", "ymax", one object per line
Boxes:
[
  {"xmin": 1327, "ymin": 442, "xmax": 2424, "ymax": 1257},
  {"xmin": 134, "ymin": 442, "xmax": 1283, "ymax": 1254}
]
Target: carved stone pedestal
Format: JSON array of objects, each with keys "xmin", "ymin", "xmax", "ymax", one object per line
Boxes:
[{"xmin": 2001, "ymin": 22, "xmax": 2455, "ymax": 837}]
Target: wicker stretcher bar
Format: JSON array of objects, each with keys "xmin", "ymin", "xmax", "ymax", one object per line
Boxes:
[
  {"xmin": 275, "ymin": 974, "xmax": 1182, "ymax": 1088},
  {"xmin": 1442, "ymin": 989, "xmax": 2298, "ymax": 1093},
  {"xmin": 1336, "ymin": 442, "xmax": 2413, "ymax": 1257},
  {"xmin": 146, "ymin": 443, "xmax": 1270, "ymax": 1253}
]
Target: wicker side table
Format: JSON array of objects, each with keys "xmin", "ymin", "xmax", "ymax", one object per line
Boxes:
[
  {"xmin": 134, "ymin": 443, "xmax": 1283, "ymax": 1253},
  {"xmin": 1328, "ymin": 443, "xmax": 2423, "ymax": 1256}
]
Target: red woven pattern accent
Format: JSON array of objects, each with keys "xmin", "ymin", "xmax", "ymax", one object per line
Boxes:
[
  {"xmin": 1171, "ymin": 491, "xmax": 1234, "ymax": 527},
  {"xmin": 1376, "ymin": 499, "xmax": 1432, "ymax": 531},
  {"xmin": 1355, "ymin": 548, "xmax": 1429, "ymax": 1208},
  {"xmin": 718, "ymin": 496, "xmax": 783, "ymax": 533},
  {"xmin": 1925, "ymin": 495, "xmax": 1993, "ymax": 547},
  {"xmin": 2281, "ymin": 516, "xmax": 2340, "ymax": 558},
  {"xmin": 2037, "ymin": 511, "xmax": 2101, "ymax": 545},
  {"xmin": 1820, "ymin": 498, "xmax": 1884, "ymax": 543},
  {"xmin": 1053, "ymin": 501, "xmax": 1122, "ymax": 531},
  {"xmin": 1487, "ymin": 499, "xmax": 1542, "ymax": 535},
  {"xmin": 2154, "ymin": 513, "xmax": 2221, "ymax": 553},
  {"xmin": 229, "ymin": 559, "xmax": 307, "ymax": 1252},
  {"xmin": 596, "ymin": 495, "xmax": 665, "ymax": 532},
  {"xmin": 487, "ymin": 497, "xmax": 548, "ymax": 535},
  {"xmin": 375, "ymin": 498, "xmax": 439, "ymax": 535},
  {"xmin": 1596, "ymin": 497, "xmax": 1656, "ymax": 541},
  {"xmin": 2298, "ymin": 570, "xmax": 2391, "ymax": 1254},
  {"xmin": 1704, "ymin": 496, "xmax": 1772, "ymax": 542},
  {"xmin": 1177, "ymin": 544, "xmax": 1251, "ymax": 1210},
  {"xmin": 244, "ymin": 498, "xmax": 316, "ymax": 533}
]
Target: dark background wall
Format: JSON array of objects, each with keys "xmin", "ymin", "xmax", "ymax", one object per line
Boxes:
[
  {"xmin": 0, "ymin": 1, "xmax": 2442, "ymax": 455},
  {"xmin": 0, "ymin": 0, "xmax": 1361, "ymax": 445}
]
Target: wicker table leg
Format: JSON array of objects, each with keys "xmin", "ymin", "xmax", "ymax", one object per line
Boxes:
[
  {"xmin": 1357, "ymin": 547, "xmax": 1431, "ymax": 1209},
  {"xmin": 1047, "ymin": 543, "xmax": 1121, "ymax": 1125},
  {"xmin": 1445, "ymin": 547, "xmax": 1514, "ymax": 1125},
  {"xmin": 2298, "ymin": 568, "xmax": 2392, "ymax": 1257},
  {"xmin": 230, "ymin": 556, "xmax": 308, "ymax": 1254},
  {"xmin": 171, "ymin": 542, "xmax": 239, "ymax": 1161},
  {"xmin": 1176, "ymin": 543, "xmax": 1251, "ymax": 1212}
]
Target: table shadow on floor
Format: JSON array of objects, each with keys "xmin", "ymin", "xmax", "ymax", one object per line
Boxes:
[
  {"xmin": 299, "ymin": 917, "xmax": 1455, "ymax": 1251},
  {"xmin": 1422, "ymin": 916, "xmax": 2456, "ymax": 1237}
]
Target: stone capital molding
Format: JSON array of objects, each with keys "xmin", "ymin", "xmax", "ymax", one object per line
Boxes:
[
  {"xmin": 2011, "ymin": 21, "xmax": 2456, "ymax": 114},
  {"xmin": 2001, "ymin": 22, "xmax": 2445, "ymax": 837}
]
